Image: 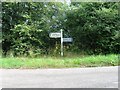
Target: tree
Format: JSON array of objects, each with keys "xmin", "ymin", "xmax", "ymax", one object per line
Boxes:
[
  {"xmin": 2, "ymin": 2, "xmax": 120, "ymax": 56},
  {"xmin": 64, "ymin": 2, "xmax": 120, "ymax": 54}
]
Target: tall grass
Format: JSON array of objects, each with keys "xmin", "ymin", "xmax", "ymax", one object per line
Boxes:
[{"xmin": 0, "ymin": 54, "xmax": 119, "ymax": 69}]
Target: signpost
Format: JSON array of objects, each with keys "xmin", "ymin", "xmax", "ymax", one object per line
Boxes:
[
  {"xmin": 61, "ymin": 29, "xmax": 63, "ymax": 57},
  {"xmin": 49, "ymin": 29, "xmax": 73, "ymax": 57},
  {"xmin": 63, "ymin": 38, "xmax": 73, "ymax": 42},
  {"xmin": 49, "ymin": 32, "xmax": 61, "ymax": 38}
]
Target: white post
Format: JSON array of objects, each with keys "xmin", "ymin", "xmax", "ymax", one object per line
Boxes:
[{"xmin": 61, "ymin": 29, "xmax": 63, "ymax": 56}]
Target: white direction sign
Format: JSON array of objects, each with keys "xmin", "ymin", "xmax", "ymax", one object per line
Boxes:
[
  {"xmin": 49, "ymin": 32, "xmax": 61, "ymax": 38},
  {"xmin": 63, "ymin": 38, "xmax": 73, "ymax": 42}
]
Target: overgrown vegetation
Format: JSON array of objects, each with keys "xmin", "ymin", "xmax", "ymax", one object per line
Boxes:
[
  {"xmin": 2, "ymin": 2, "xmax": 120, "ymax": 57},
  {"xmin": 0, "ymin": 54, "xmax": 119, "ymax": 69}
]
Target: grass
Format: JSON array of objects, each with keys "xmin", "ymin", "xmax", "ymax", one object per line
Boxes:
[{"xmin": 0, "ymin": 54, "xmax": 119, "ymax": 69}]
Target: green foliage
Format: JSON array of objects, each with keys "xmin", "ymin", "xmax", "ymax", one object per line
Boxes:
[
  {"xmin": 2, "ymin": 2, "xmax": 120, "ymax": 56},
  {"xmin": 1, "ymin": 54, "xmax": 118, "ymax": 69},
  {"xmin": 65, "ymin": 2, "xmax": 120, "ymax": 54}
]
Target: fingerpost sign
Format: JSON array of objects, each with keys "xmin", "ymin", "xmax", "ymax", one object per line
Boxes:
[{"xmin": 49, "ymin": 29, "xmax": 73, "ymax": 56}]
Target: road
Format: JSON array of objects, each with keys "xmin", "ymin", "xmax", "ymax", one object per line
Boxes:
[{"xmin": 0, "ymin": 66, "xmax": 118, "ymax": 88}]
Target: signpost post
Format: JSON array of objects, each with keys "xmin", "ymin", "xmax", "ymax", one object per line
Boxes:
[{"xmin": 61, "ymin": 29, "xmax": 63, "ymax": 57}]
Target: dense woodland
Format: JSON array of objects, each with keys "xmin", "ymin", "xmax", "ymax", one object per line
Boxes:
[{"xmin": 2, "ymin": 2, "xmax": 120, "ymax": 57}]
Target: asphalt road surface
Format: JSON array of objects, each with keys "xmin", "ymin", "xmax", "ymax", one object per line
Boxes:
[{"xmin": 0, "ymin": 66, "xmax": 118, "ymax": 88}]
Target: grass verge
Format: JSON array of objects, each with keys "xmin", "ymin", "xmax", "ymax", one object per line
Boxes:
[{"xmin": 0, "ymin": 54, "xmax": 119, "ymax": 69}]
